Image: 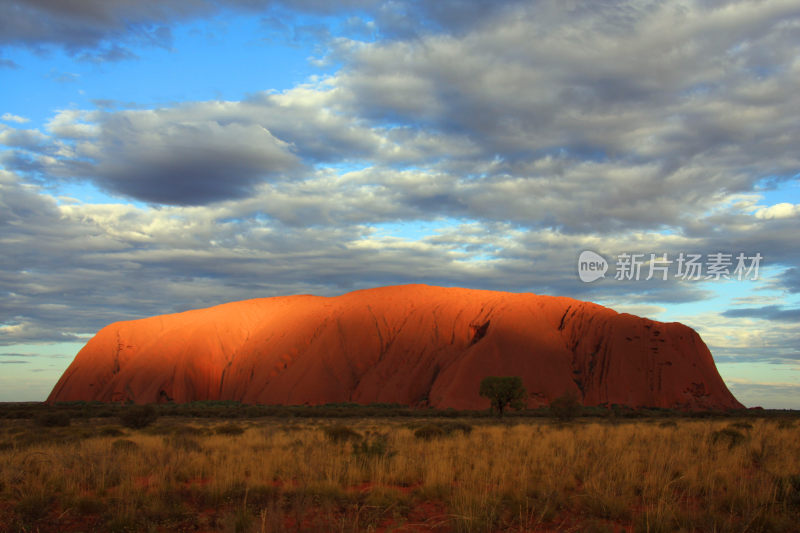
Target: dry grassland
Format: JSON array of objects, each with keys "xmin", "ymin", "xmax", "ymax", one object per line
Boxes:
[{"xmin": 0, "ymin": 416, "xmax": 798, "ymax": 532}]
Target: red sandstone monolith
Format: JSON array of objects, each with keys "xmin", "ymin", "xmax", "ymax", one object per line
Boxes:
[{"xmin": 47, "ymin": 285, "xmax": 743, "ymax": 410}]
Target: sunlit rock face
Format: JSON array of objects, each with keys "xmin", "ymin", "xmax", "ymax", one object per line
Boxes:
[{"xmin": 48, "ymin": 285, "xmax": 743, "ymax": 410}]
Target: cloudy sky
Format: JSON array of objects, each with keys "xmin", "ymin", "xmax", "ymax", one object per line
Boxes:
[{"xmin": 1, "ymin": 0, "xmax": 799, "ymax": 408}]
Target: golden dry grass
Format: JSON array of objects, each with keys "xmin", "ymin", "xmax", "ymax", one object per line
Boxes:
[{"xmin": 0, "ymin": 416, "xmax": 798, "ymax": 532}]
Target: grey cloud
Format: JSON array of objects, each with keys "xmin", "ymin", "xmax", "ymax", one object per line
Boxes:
[
  {"xmin": 254, "ymin": 0, "xmax": 376, "ymax": 15},
  {"xmin": 332, "ymin": 0, "xmax": 800, "ymax": 230},
  {"xmin": 2, "ymin": 0, "xmax": 510, "ymax": 61},
  {"xmin": 14, "ymin": 0, "xmax": 800, "ymax": 225},
  {"xmin": 682, "ymin": 210, "xmax": 800, "ymax": 274},
  {"xmin": 0, "ymin": 0, "xmax": 509, "ymax": 60},
  {"xmin": 35, "ymin": 107, "xmax": 305, "ymax": 205},
  {"xmin": 371, "ymin": 0, "xmax": 526, "ymax": 40},
  {"xmin": 0, "ymin": 0, "xmax": 376, "ymax": 62},
  {"xmin": 0, "ymin": 55, "xmax": 19, "ymax": 69},
  {"xmin": 725, "ymin": 381, "xmax": 800, "ymax": 409},
  {"xmin": 0, "ymin": 1, "xmax": 177, "ymax": 60},
  {"xmin": 11, "ymin": 95, "xmax": 389, "ymax": 205},
  {"xmin": 0, "ymin": 1, "xmax": 208, "ymax": 52},
  {"xmin": 0, "ymin": 127, "xmax": 49, "ymax": 150},
  {"xmin": 76, "ymin": 43, "xmax": 140, "ymax": 63},
  {"xmin": 0, "ymin": 320, "xmax": 91, "ymax": 346},
  {"xmin": 722, "ymin": 305, "xmax": 800, "ymax": 322},
  {"xmin": 776, "ymin": 267, "xmax": 800, "ymax": 293},
  {"xmin": 45, "ymin": 70, "xmax": 80, "ymax": 83},
  {"xmin": 713, "ymin": 346, "xmax": 800, "ymax": 365},
  {"xmin": 90, "ymin": 115, "xmax": 302, "ymax": 205},
  {"xmin": 0, "ymin": 150, "xmax": 51, "ymax": 176},
  {"xmin": 241, "ymin": 94, "xmax": 382, "ymax": 163}
]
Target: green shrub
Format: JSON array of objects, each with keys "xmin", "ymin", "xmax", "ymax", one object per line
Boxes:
[
  {"xmin": 142, "ymin": 423, "xmax": 177, "ymax": 436},
  {"xmin": 223, "ymin": 507, "xmax": 254, "ymax": 533},
  {"xmin": 15, "ymin": 493, "xmax": 52, "ymax": 522},
  {"xmin": 173, "ymin": 424, "xmax": 208, "ymax": 436},
  {"xmin": 633, "ymin": 509, "xmax": 678, "ymax": 533},
  {"xmin": 711, "ymin": 427, "xmax": 746, "ymax": 449},
  {"xmin": 215, "ymin": 423, "xmax": 245, "ymax": 435},
  {"xmin": 781, "ymin": 474, "xmax": 800, "ymax": 506},
  {"xmin": 411, "ymin": 422, "xmax": 472, "ymax": 440},
  {"xmin": 550, "ymin": 392, "xmax": 582, "ymax": 421},
  {"xmin": 111, "ymin": 439, "xmax": 139, "ymax": 452},
  {"xmin": 439, "ymin": 421, "xmax": 473, "ymax": 435},
  {"xmin": 35, "ymin": 412, "xmax": 70, "ymax": 427},
  {"xmin": 119, "ymin": 404, "xmax": 158, "ymax": 429},
  {"xmin": 414, "ymin": 424, "xmax": 446, "ymax": 440},
  {"xmin": 323, "ymin": 425, "xmax": 362, "ymax": 442},
  {"xmin": 353, "ymin": 433, "xmax": 392, "ymax": 459},
  {"xmin": 164, "ymin": 434, "xmax": 203, "ymax": 452},
  {"xmin": 583, "ymin": 519, "xmax": 615, "ymax": 533},
  {"xmin": 105, "ymin": 511, "xmax": 140, "ymax": 532},
  {"xmin": 75, "ymin": 495, "xmax": 106, "ymax": 515}
]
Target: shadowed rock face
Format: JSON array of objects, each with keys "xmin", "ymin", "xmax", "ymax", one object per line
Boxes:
[{"xmin": 48, "ymin": 285, "xmax": 743, "ymax": 410}]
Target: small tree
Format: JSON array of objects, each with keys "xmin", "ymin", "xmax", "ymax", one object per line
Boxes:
[
  {"xmin": 119, "ymin": 404, "xmax": 158, "ymax": 429},
  {"xmin": 479, "ymin": 376, "xmax": 527, "ymax": 417},
  {"xmin": 549, "ymin": 391, "xmax": 582, "ymax": 421}
]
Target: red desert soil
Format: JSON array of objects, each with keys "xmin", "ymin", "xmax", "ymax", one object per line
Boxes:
[{"xmin": 48, "ymin": 284, "xmax": 742, "ymax": 410}]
